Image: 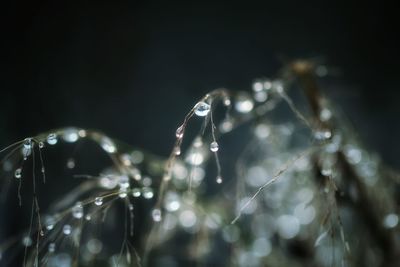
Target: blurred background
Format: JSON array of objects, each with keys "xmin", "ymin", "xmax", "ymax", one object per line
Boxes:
[{"xmin": 2, "ymin": 0, "xmax": 399, "ymax": 167}]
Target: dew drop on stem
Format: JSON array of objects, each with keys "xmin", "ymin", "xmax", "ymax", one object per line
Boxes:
[
  {"xmin": 210, "ymin": 141, "xmax": 219, "ymax": 152},
  {"xmin": 194, "ymin": 101, "xmax": 211, "ymax": 117}
]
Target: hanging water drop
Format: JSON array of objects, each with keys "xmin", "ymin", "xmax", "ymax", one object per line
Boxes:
[
  {"xmin": 210, "ymin": 141, "xmax": 219, "ymax": 152},
  {"xmin": 23, "ymin": 138, "xmax": 32, "ymax": 149},
  {"xmin": 38, "ymin": 142, "xmax": 44, "ymax": 148},
  {"xmin": 72, "ymin": 202, "xmax": 83, "ymax": 219},
  {"xmin": 131, "ymin": 188, "xmax": 141, "ymax": 197},
  {"xmin": 63, "ymin": 224, "xmax": 72, "ymax": 235},
  {"xmin": 194, "ymin": 101, "xmax": 211, "ymax": 117},
  {"xmin": 152, "ymin": 208, "xmax": 162, "ymax": 222},
  {"xmin": 175, "ymin": 125, "xmax": 184, "ymax": 139},
  {"xmin": 142, "ymin": 187, "xmax": 154, "ymax": 199},
  {"xmin": 100, "ymin": 137, "xmax": 117, "ymax": 153},
  {"xmin": 118, "ymin": 188, "xmax": 128, "ymax": 198},
  {"xmin": 216, "ymin": 175, "xmax": 223, "ymax": 184},
  {"xmin": 319, "ymin": 108, "xmax": 332, "ymax": 122},
  {"xmin": 174, "ymin": 146, "xmax": 181, "ymax": 156},
  {"xmin": 22, "ymin": 138, "xmax": 32, "ymax": 158},
  {"xmin": 46, "ymin": 133, "xmax": 58, "ymax": 145},
  {"xmin": 45, "ymin": 216, "xmax": 55, "ymax": 230},
  {"xmin": 223, "ymin": 96, "xmax": 231, "ymax": 106},
  {"xmin": 14, "ymin": 168, "xmax": 22, "ymax": 179},
  {"xmin": 94, "ymin": 197, "xmax": 103, "ymax": 206}
]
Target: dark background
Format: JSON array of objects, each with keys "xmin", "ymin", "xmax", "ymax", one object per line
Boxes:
[{"xmin": 2, "ymin": 1, "xmax": 399, "ymax": 167}]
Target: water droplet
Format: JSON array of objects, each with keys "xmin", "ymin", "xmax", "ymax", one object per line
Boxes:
[
  {"xmin": 22, "ymin": 236, "xmax": 32, "ymax": 247},
  {"xmin": 216, "ymin": 176, "xmax": 223, "ymax": 184},
  {"xmin": 48, "ymin": 243, "xmax": 56, "ymax": 253},
  {"xmin": 130, "ymin": 150, "xmax": 144, "ymax": 164},
  {"xmin": 194, "ymin": 101, "xmax": 211, "ymax": 117},
  {"xmin": 66, "ymin": 158, "xmax": 75, "ymax": 169},
  {"xmin": 276, "ymin": 215, "xmax": 300, "ymax": 239},
  {"xmin": 100, "ymin": 137, "xmax": 117, "ymax": 153},
  {"xmin": 316, "ymin": 65, "xmax": 328, "ymax": 77},
  {"xmin": 219, "ymin": 119, "xmax": 233, "ymax": 133},
  {"xmin": 118, "ymin": 188, "xmax": 128, "ymax": 198},
  {"xmin": 85, "ymin": 215, "xmax": 91, "ymax": 221},
  {"xmin": 120, "ymin": 154, "xmax": 132, "ymax": 166},
  {"xmin": 222, "ymin": 225, "xmax": 240, "ymax": 243},
  {"xmin": 129, "ymin": 168, "xmax": 142, "ymax": 181},
  {"xmin": 164, "ymin": 191, "xmax": 181, "ymax": 212},
  {"xmin": 344, "ymin": 145, "xmax": 362, "ymax": 165},
  {"xmin": 62, "ymin": 128, "xmax": 79, "ymax": 143},
  {"xmin": 131, "ymin": 188, "xmax": 141, "ymax": 197},
  {"xmin": 78, "ymin": 129, "xmax": 87, "ymax": 137},
  {"xmin": 22, "ymin": 138, "xmax": 32, "ymax": 157},
  {"xmin": 175, "ymin": 125, "xmax": 184, "ymax": 139},
  {"xmin": 383, "ymin": 213, "xmax": 399, "ymax": 228},
  {"xmin": 72, "ymin": 202, "xmax": 83, "ymax": 219},
  {"xmin": 319, "ymin": 108, "xmax": 332, "ymax": 122},
  {"xmin": 294, "ymin": 203, "xmax": 316, "ymax": 225},
  {"xmin": 210, "ymin": 141, "xmax": 219, "ymax": 152},
  {"xmin": 313, "ymin": 129, "xmax": 332, "ymax": 141},
  {"xmin": 46, "ymin": 133, "xmax": 58, "ymax": 145},
  {"xmin": 118, "ymin": 175, "xmax": 130, "ymax": 189},
  {"xmin": 235, "ymin": 94, "xmax": 254, "ymax": 113},
  {"xmin": 173, "ymin": 146, "xmax": 181, "ymax": 156},
  {"xmin": 271, "ymin": 80, "xmax": 284, "ymax": 93},
  {"xmin": 63, "ymin": 224, "xmax": 72, "ymax": 235},
  {"xmin": 252, "ymin": 238, "xmax": 272, "ymax": 257},
  {"xmin": 14, "ymin": 168, "xmax": 22, "ymax": 179},
  {"xmin": 99, "ymin": 175, "xmax": 118, "ymax": 189},
  {"xmin": 87, "ymin": 239, "xmax": 103, "ymax": 254},
  {"xmin": 223, "ymin": 96, "xmax": 231, "ymax": 106},
  {"xmin": 142, "ymin": 187, "xmax": 154, "ymax": 199},
  {"xmin": 142, "ymin": 176, "xmax": 152, "ymax": 187},
  {"xmin": 264, "ymin": 80, "xmax": 272, "ymax": 90},
  {"xmin": 152, "ymin": 208, "xmax": 162, "ymax": 222},
  {"xmin": 45, "ymin": 216, "xmax": 55, "ymax": 230},
  {"xmin": 193, "ymin": 137, "xmax": 203, "ymax": 148},
  {"xmin": 128, "ymin": 204, "xmax": 134, "ymax": 211},
  {"xmin": 94, "ymin": 197, "xmax": 103, "ymax": 206},
  {"xmin": 186, "ymin": 151, "xmax": 204, "ymax": 166},
  {"xmin": 254, "ymin": 90, "xmax": 268, "ymax": 102},
  {"xmin": 252, "ymin": 80, "xmax": 264, "ymax": 92},
  {"xmin": 38, "ymin": 142, "xmax": 44, "ymax": 148},
  {"xmin": 23, "ymin": 138, "xmax": 32, "ymax": 149},
  {"xmin": 179, "ymin": 209, "xmax": 197, "ymax": 228},
  {"xmin": 321, "ymin": 168, "xmax": 332, "ymax": 177},
  {"xmin": 254, "ymin": 123, "xmax": 271, "ymax": 139}
]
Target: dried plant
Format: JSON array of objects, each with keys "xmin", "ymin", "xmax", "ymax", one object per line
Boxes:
[{"xmin": 1, "ymin": 60, "xmax": 399, "ymax": 267}]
